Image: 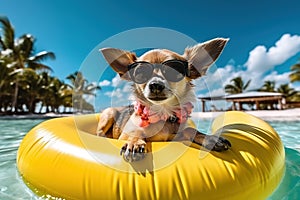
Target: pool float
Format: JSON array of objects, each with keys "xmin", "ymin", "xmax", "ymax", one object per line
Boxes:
[{"xmin": 17, "ymin": 111, "xmax": 285, "ymax": 200}]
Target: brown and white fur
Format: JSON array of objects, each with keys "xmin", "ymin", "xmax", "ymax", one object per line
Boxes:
[{"xmin": 96, "ymin": 38, "xmax": 231, "ymax": 162}]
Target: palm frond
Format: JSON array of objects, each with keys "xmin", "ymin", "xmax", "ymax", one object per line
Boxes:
[
  {"xmin": 85, "ymin": 83, "xmax": 101, "ymax": 91},
  {"xmin": 289, "ymin": 62, "xmax": 300, "ymax": 83},
  {"xmin": 29, "ymin": 51, "xmax": 55, "ymax": 62},
  {"xmin": 0, "ymin": 36, "xmax": 5, "ymax": 49},
  {"xmin": 0, "ymin": 16, "xmax": 15, "ymax": 49},
  {"xmin": 289, "ymin": 72, "xmax": 300, "ymax": 82},
  {"xmin": 290, "ymin": 63, "xmax": 300, "ymax": 71},
  {"xmin": 243, "ymin": 79, "xmax": 251, "ymax": 90},
  {"xmin": 225, "ymin": 84, "xmax": 240, "ymax": 94},
  {"xmin": 224, "ymin": 76, "xmax": 251, "ymax": 94},
  {"xmin": 14, "ymin": 34, "xmax": 35, "ymax": 59},
  {"xmin": 28, "ymin": 62, "xmax": 53, "ymax": 72},
  {"xmin": 9, "ymin": 67, "xmax": 35, "ymax": 76},
  {"xmin": 66, "ymin": 72, "xmax": 78, "ymax": 82}
]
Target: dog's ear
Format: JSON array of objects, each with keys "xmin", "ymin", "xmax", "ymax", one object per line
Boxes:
[
  {"xmin": 100, "ymin": 48, "xmax": 137, "ymax": 80},
  {"xmin": 183, "ymin": 38, "xmax": 229, "ymax": 79}
]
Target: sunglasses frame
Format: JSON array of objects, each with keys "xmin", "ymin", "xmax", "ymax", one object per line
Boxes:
[{"xmin": 127, "ymin": 59, "xmax": 190, "ymax": 84}]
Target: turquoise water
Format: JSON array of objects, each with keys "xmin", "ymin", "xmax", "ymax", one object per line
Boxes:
[{"xmin": 0, "ymin": 118, "xmax": 299, "ymax": 199}]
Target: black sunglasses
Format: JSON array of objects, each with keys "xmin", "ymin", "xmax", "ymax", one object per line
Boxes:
[{"xmin": 127, "ymin": 59, "xmax": 189, "ymax": 84}]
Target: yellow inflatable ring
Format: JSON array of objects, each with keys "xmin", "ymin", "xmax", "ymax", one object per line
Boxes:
[{"xmin": 17, "ymin": 111, "xmax": 285, "ymax": 200}]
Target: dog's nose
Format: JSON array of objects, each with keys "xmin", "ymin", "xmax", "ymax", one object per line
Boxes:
[{"xmin": 149, "ymin": 82, "xmax": 165, "ymax": 94}]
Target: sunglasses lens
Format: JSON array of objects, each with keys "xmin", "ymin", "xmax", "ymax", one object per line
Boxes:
[
  {"xmin": 129, "ymin": 63, "xmax": 153, "ymax": 84},
  {"xmin": 162, "ymin": 61, "xmax": 186, "ymax": 82}
]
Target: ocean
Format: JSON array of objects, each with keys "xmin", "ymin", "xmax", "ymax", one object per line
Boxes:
[{"xmin": 0, "ymin": 117, "xmax": 299, "ymax": 199}]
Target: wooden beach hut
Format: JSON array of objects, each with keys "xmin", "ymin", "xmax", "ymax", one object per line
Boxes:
[{"xmin": 199, "ymin": 92, "xmax": 284, "ymax": 112}]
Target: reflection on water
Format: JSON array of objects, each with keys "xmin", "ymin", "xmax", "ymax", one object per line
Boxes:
[
  {"xmin": 0, "ymin": 118, "xmax": 299, "ymax": 199},
  {"xmin": 268, "ymin": 121, "xmax": 300, "ymax": 152},
  {"xmin": 0, "ymin": 119, "xmax": 44, "ymax": 199}
]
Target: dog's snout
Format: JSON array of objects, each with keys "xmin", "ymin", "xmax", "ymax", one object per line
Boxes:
[{"xmin": 149, "ymin": 82, "xmax": 165, "ymax": 94}]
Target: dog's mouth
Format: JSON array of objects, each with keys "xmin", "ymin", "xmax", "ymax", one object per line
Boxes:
[{"xmin": 148, "ymin": 96, "xmax": 168, "ymax": 101}]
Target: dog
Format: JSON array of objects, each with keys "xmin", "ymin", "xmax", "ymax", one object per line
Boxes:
[{"xmin": 96, "ymin": 38, "xmax": 231, "ymax": 162}]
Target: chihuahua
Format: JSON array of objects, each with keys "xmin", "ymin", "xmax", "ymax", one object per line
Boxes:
[{"xmin": 96, "ymin": 38, "xmax": 231, "ymax": 162}]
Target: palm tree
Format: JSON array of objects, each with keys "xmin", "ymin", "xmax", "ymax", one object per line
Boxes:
[
  {"xmin": 46, "ymin": 77, "xmax": 69, "ymax": 113},
  {"xmin": 36, "ymin": 72, "xmax": 70, "ymax": 113},
  {"xmin": 289, "ymin": 60, "xmax": 300, "ymax": 83},
  {"xmin": 18, "ymin": 68, "xmax": 41, "ymax": 113},
  {"xmin": 256, "ymin": 80, "xmax": 278, "ymax": 110},
  {"xmin": 225, "ymin": 76, "xmax": 251, "ymax": 94},
  {"xmin": 277, "ymin": 84, "xmax": 298, "ymax": 102},
  {"xmin": 0, "ymin": 42, "xmax": 15, "ymax": 113},
  {"xmin": 0, "ymin": 16, "xmax": 55, "ymax": 113},
  {"xmin": 66, "ymin": 71, "xmax": 101, "ymax": 113},
  {"xmin": 59, "ymin": 84, "xmax": 73, "ymax": 113},
  {"xmin": 0, "ymin": 58, "xmax": 12, "ymax": 113},
  {"xmin": 258, "ymin": 81, "xmax": 276, "ymax": 92}
]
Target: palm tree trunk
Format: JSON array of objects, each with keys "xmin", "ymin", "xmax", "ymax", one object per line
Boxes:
[
  {"xmin": 0, "ymin": 96, "xmax": 2, "ymax": 113},
  {"xmin": 46, "ymin": 105, "xmax": 49, "ymax": 113},
  {"xmin": 12, "ymin": 79, "xmax": 19, "ymax": 113},
  {"xmin": 80, "ymin": 96, "xmax": 83, "ymax": 113},
  {"xmin": 39, "ymin": 103, "xmax": 43, "ymax": 113},
  {"xmin": 28, "ymin": 98, "xmax": 36, "ymax": 113}
]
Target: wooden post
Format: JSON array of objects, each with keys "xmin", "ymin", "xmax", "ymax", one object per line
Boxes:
[
  {"xmin": 255, "ymin": 101, "xmax": 260, "ymax": 110},
  {"xmin": 232, "ymin": 101, "xmax": 236, "ymax": 110},
  {"xmin": 202, "ymin": 100, "xmax": 206, "ymax": 112},
  {"xmin": 278, "ymin": 98, "xmax": 283, "ymax": 110},
  {"xmin": 238, "ymin": 102, "xmax": 242, "ymax": 111},
  {"xmin": 270, "ymin": 103, "xmax": 274, "ymax": 110}
]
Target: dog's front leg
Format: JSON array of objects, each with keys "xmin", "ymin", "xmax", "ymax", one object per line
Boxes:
[
  {"xmin": 119, "ymin": 130, "xmax": 146, "ymax": 162},
  {"xmin": 180, "ymin": 127, "xmax": 231, "ymax": 151},
  {"xmin": 96, "ymin": 108, "xmax": 119, "ymax": 137}
]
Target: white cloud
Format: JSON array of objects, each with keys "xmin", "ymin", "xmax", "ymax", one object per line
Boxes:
[
  {"xmin": 195, "ymin": 63, "xmax": 246, "ymax": 94},
  {"xmin": 245, "ymin": 45, "xmax": 269, "ymax": 73},
  {"xmin": 269, "ymin": 34, "xmax": 300, "ymax": 64},
  {"xmin": 84, "ymin": 94, "xmax": 95, "ymax": 104},
  {"xmin": 122, "ymin": 83, "xmax": 132, "ymax": 93},
  {"xmin": 194, "ymin": 64, "xmax": 234, "ymax": 92},
  {"xmin": 104, "ymin": 88, "xmax": 123, "ymax": 98},
  {"xmin": 294, "ymin": 85, "xmax": 300, "ymax": 91},
  {"xmin": 245, "ymin": 34, "xmax": 300, "ymax": 74},
  {"xmin": 112, "ymin": 75, "xmax": 122, "ymax": 87},
  {"xmin": 212, "ymin": 64, "xmax": 243, "ymax": 86},
  {"xmin": 242, "ymin": 34, "xmax": 300, "ymax": 90},
  {"xmin": 204, "ymin": 88, "xmax": 225, "ymax": 97},
  {"xmin": 103, "ymin": 82, "xmax": 133, "ymax": 106},
  {"xmin": 263, "ymin": 71, "xmax": 291, "ymax": 87},
  {"xmin": 99, "ymin": 80, "xmax": 111, "ymax": 87},
  {"xmin": 201, "ymin": 34, "xmax": 300, "ymax": 92}
]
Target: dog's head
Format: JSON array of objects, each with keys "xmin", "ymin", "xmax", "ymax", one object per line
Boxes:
[{"xmin": 100, "ymin": 38, "xmax": 228, "ymax": 107}]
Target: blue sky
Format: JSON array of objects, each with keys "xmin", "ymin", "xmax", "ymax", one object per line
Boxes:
[{"xmin": 2, "ymin": 0, "xmax": 300, "ymax": 111}]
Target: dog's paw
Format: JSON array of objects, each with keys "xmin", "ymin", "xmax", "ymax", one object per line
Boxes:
[
  {"xmin": 203, "ymin": 135, "xmax": 231, "ymax": 152},
  {"xmin": 120, "ymin": 139, "xmax": 146, "ymax": 162},
  {"xmin": 96, "ymin": 129, "xmax": 104, "ymax": 137}
]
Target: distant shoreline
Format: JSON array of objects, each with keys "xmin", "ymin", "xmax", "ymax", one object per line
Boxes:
[
  {"xmin": 0, "ymin": 113, "xmax": 75, "ymax": 120},
  {"xmin": 192, "ymin": 108, "xmax": 300, "ymax": 121},
  {"xmin": 1, "ymin": 108, "xmax": 300, "ymax": 121}
]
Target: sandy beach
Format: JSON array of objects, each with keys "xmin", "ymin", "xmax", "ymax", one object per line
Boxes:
[
  {"xmin": 192, "ymin": 108, "xmax": 300, "ymax": 121},
  {"xmin": 0, "ymin": 113, "xmax": 74, "ymax": 120},
  {"xmin": 1, "ymin": 108, "xmax": 300, "ymax": 121}
]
